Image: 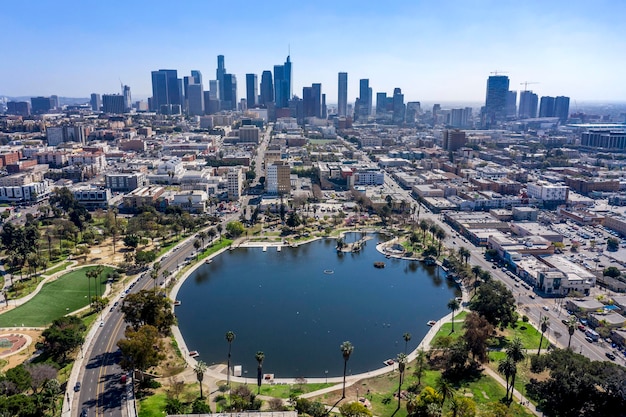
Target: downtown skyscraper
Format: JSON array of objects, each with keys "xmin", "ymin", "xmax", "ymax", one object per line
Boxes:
[
  {"xmin": 483, "ymin": 74, "xmax": 509, "ymax": 126},
  {"xmin": 259, "ymin": 70, "xmax": 274, "ymax": 107},
  {"xmin": 246, "ymin": 74, "xmax": 258, "ymax": 108},
  {"xmin": 338, "ymin": 72, "xmax": 347, "ymax": 117},
  {"xmin": 151, "ymin": 69, "xmax": 182, "ymax": 114},
  {"xmin": 273, "ymin": 55, "xmax": 292, "ymax": 108}
]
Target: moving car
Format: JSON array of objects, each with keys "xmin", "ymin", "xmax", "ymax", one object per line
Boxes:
[{"xmin": 74, "ymin": 382, "xmax": 81, "ymax": 392}]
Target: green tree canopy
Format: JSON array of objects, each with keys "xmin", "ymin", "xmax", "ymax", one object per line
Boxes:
[
  {"xmin": 469, "ymin": 280, "xmax": 516, "ymax": 329},
  {"xmin": 120, "ymin": 289, "xmax": 176, "ymax": 335},
  {"xmin": 226, "ymin": 221, "xmax": 245, "ymax": 238},
  {"xmin": 117, "ymin": 325, "xmax": 164, "ymax": 375},
  {"xmin": 37, "ymin": 316, "xmax": 86, "ymax": 364}
]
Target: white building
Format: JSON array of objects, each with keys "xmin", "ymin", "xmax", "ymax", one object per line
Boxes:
[
  {"xmin": 0, "ymin": 180, "xmax": 51, "ymax": 203},
  {"xmin": 157, "ymin": 157, "xmax": 185, "ymax": 177},
  {"xmin": 227, "ymin": 167, "xmax": 244, "ymax": 201},
  {"xmin": 353, "ymin": 169, "xmax": 385, "ymax": 186},
  {"xmin": 527, "ymin": 182, "xmax": 568, "ymax": 203}
]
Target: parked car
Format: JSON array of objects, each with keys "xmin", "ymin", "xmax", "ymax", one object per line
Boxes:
[
  {"xmin": 606, "ymin": 352, "xmax": 616, "ymax": 361},
  {"xmin": 74, "ymin": 382, "xmax": 81, "ymax": 392}
]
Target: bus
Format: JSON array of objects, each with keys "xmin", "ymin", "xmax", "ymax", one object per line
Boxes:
[{"xmin": 585, "ymin": 328, "xmax": 599, "ymax": 342}]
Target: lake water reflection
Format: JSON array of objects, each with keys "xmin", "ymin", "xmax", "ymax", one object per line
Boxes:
[{"xmin": 176, "ymin": 233, "xmax": 459, "ymax": 377}]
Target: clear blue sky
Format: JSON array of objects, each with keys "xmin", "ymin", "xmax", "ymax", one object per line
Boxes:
[{"xmin": 2, "ymin": 0, "xmax": 625, "ymax": 103}]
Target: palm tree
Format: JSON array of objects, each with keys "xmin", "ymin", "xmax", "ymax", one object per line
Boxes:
[
  {"xmin": 567, "ymin": 316, "xmax": 577, "ymax": 349},
  {"xmin": 340, "ymin": 341, "xmax": 354, "ymax": 399},
  {"xmin": 471, "ymin": 265, "xmax": 481, "ymax": 283},
  {"xmin": 537, "ymin": 316, "xmax": 550, "ymax": 356},
  {"xmin": 429, "ymin": 224, "xmax": 438, "ymax": 244},
  {"xmin": 498, "ymin": 356, "xmax": 516, "ymax": 400},
  {"xmin": 419, "ymin": 220, "xmax": 429, "ymax": 242},
  {"xmin": 396, "ymin": 352, "xmax": 407, "ymax": 409},
  {"xmin": 435, "ymin": 376, "xmax": 455, "ymax": 407},
  {"xmin": 447, "ymin": 298, "xmax": 460, "ymax": 333},
  {"xmin": 194, "ymin": 360, "xmax": 207, "ymax": 399},
  {"xmin": 198, "ymin": 231, "xmax": 208, "ymax": 248},
  {"xmin": 505, "ymin": 337, "xmax": 525, "ymax": 402},
  {"xmin": 225, "ymin": 331, "xmax": 236, "ymax": 387},
  {"xmin": 255, "ymin": 351, "xmax": 265, "ymax": 394},
  {"xmin": 414, "ymin": 349, "xmax": 427, "ymax": 386},
  {"xmin": 458, "ymin": 247, "xmax": 470, "ymax": 265},
  {"xmin": 403, "ymin": 332, "xmax": 412, "ymax": 354},
  {"xmin": 435, "ymin": 228, "xmax": 446, "ymax": 256}
]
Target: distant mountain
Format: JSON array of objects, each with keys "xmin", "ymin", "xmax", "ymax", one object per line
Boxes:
[{"xmin": 1, "ymin": 96, "xmax": 90, "ymax": 106}]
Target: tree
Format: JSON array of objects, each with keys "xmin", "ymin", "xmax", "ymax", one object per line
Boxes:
[
  {"xmin": 603, "ymin": 266, "xmax": 621, "ymax": 278},
  {"xmin": 226, "ymin": 221, "xmax": 245, "ymax": 238},
  {"xmin": 462, "ymin": 312, "xmax": 494, "ymax": 363},
  {"xmin": 447, "ymin": 396, "xmax": 476, "ymax": 417},
  {"xmin": 255, "ymin": 351, "xmax": 265, "ymax": 394},
  {"xmin": 225, "ymin": 331, "xmax": 236, "ymax": 387},
  {"xmin": 191, "ymin": 398, "xmax": 211, "ymax": 414},
  {"xmin": 403, "ymin": 332, "xmax": 412, "ymax": 354},
  {"xmin": 123, "ymin": 234, "xmax": 140, "ymax": 249},
  {"xmin": 469, "ymin": 280, "xmax": 516, "ymax": 329},
  {"xmin": 457, "ymin": 247, "xmax": 470, "ymax": 265},
  {"xmin": 339, "ymin": 401, "xmax": 372, "ymax": 417},
  {"xmin": 117, "ymin": 325, "xmax": 164, "ymax": 380},
  {"xmin": 414, "ymin": 349, "xmax": 427, "ymax": 386},
  {"xmin": 194, "ymin": 360, "xmax": 207, "ymax": 399},
  {"xmin": 120, "ymin": 289, "xmax": 176, "ymax": 335},
  {"xmin": 537, "ymin": 316, "xmax": 550, "ymax": 356},
  {"xmin": 26, "ymin": 363, "xmax": 57, "ymax": 394},
  {"xmin": 286, "ymin": 211, "xmax": 301, "ymax": 229},
  {"xmin": 435, "ymin": 228, "xmax": 446, "ymax": 256},
  {"xmin": 436, "ymin": 376, "xmax": 455, "ymax": 407},
  {"xmin": 397, "ymin": 352, "xmax": 407, "ymax": 409},
  {"xmin": 505, "ymin": 337, "xmax": 525, "ymax": 402},
  {"xmin": 567, "ymin": 316, "xmax": 577, "ymax": 349},
  {"xmin": 498, "ymin": 356, "xmax": 516, "ymax": 401},
  {"xmin": 607, "ymin": 237, "xmax": 619, "ymax": 252},
  {"xmin": 423, "ymin": 245, "xmax": 438, "ymax": 258},
  {"xmin": 447, "ymin": 298, "xmax": 460, "ymax": 333},
  {"xmin": 37, "ymin": 316, "xmax": 86, "ymax": 363},
  {"xmin": 419, "ymin": 220, "xmax": 429, "ymax": 242},
  {"xmin": 340, "ymin": 341, "xmax": 354, "ymax": 398}
]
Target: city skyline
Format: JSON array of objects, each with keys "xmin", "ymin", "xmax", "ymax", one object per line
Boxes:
[{"xmin": 2, "ymin": 0, "xmax": 626, "ymax": 103}]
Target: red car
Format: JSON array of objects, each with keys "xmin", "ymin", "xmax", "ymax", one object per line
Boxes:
[{"xmin": 578, "ymin": 324, "xmax": 586, "ymax": 331}]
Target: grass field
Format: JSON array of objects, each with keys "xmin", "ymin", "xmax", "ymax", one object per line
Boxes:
[
  {"xmin": 42, "ymin": 261, "xmax": 73, "ymax": 276},
  {"xmin": 0, "ymin": 266, "xmax": 114, "ymax": 327}
]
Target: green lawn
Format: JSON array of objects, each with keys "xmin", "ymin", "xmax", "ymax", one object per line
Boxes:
[
  {"xmin": 42, "ymin": 261, "xmax": 73, "ymax": 276},
  {"xmin": 0, "ymin": 266, "xmax": 114, "ymax": 327},
  {"xmin": 229, "ymin": 381, "xmax": 333, "ymax": 398},
  {"xmin": 138, "ymin": 393, "xmax": 167, "ymax": 417}
]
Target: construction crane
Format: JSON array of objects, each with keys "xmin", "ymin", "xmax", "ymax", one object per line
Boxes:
[
  {"xmin": 490, "ymin": 70, "xmax": 509, "ymax": 75},
  {"xmin": 520, "ymin": 81, "xmax": 539, "ymax": 91}
]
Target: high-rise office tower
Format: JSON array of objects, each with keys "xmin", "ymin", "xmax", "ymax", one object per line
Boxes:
[
  {"xmin": 90, "ymin": 93, "xmax": 101, "ymax": 112},
  {"xmin": 191, "ymin": 70, "xmax": 202, "ymax": 85},
  {"xmin": 484, "ymin": 75, "xmax": 509, "ymax": 126},
  {"xmin": 260, "ymin": 70, "xmax": 274, "ymax": 106},
  {"xmin": 7, "ymin": 101, "xmax": 30, "ymax": 116},
  {"xmin": 322, "ymin": 94, "xmax": 327, "ymax": 119},
  {"xmin": 302, "ymin": 83, "xmax": 322, "ymax": 118},
  {"xmin": 102, "ymin": 94, "xmax": 125, "ymax": 114},
  {"xmin": 338, "ymin": 72, "xmax": 348, "ymax": 117},
  {"xmin": 123, "ymin": 85, "xmax": 132, "ymax": 112},
  {"xmin": 274, "ymin": 56, "xmax": 292, "ymax": 108},
  {"xmin": 246, "ymin": 74, "xmax": 258, "ymax": 108},
  {"xmin": 208, "ymin": 80, "xmax": 220, "ymax": 100},
  {"xmin": 375, "ymin": 92, "xmax": 387, "ymax": 115},
  {"xmin": 151, "ymin": 69, "xmax": 181, "ymax": 114},
  {"xmin": 554, "ymin": 96, "xmax": 570, "ymax": 123},
  {"xmin": 50, "ymin": 95, "xmax": 59, "ymax": 110},
  {"xmin": 216, "ymin": 55, "xmax": 226, "ymax": 100},
  {"xmin": 222, "ymin": 74, "xmax": 237, "ymax": 110},
  {"xmin": 518, "ymin": 90, "xmax": 538, "ymax": 119},
  {"xmin": 392, "ymin": 88, "xmax": 405, "ymax": 124},
  {"xmin": 358, "ymin": 79, "xmax": 371, "ymax": 118},
  {"xmin": 505, "ymin": 90, "xmax": 517, "ymax": 118},
  {"xmin": 30, "ymin": 96, "xmax": 54, "ymax": 114},
  {"xmin": 539, "ymin": 96, "xmax": 556, "ymax": 117},
  {"xmin": 187, "ymin": 83, "xmax": 204, "ymax": 116},
  {"xmin": 405, "ymin": 102, "xmax": 421, "ymax": 123}
]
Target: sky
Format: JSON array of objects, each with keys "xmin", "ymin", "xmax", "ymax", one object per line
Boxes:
[{"xmin": 2, "ymin": 0, "xmax": 626, "ymax": 104}]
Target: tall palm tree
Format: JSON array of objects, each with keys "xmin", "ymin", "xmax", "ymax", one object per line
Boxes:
[
  {"xmin": 435, "ymin": 228, "xmax": 446, "ymax": 256},
  {"xmin": 340, "ymin": 341, "xmax": 354, "ymax": 399},
  {"xmin": 255, "ymin": 351, "xmax": 265, "ymax": 394},
  {"xmin": 447, "ymin": 298, "xmax": 460, "ymax": 332},
  {"xmin": 194, "ymin": 360, "xmax": 207, "ymax": 399},
  {"xmin": 414, "ymin": 349, "xmax": 427, "ymax": 386},
  {"xmin": 498, "ymin": 356, "xmax": 516, "ymax": 400},
  {"xmin": 435, "ymin": 376, "xmax": 455, "ymax": 407},
  {"xmin": 419, "ymin": 220, "xmax": 429, "ymax": 243},
  {"xmin": 458, "ymin": 247, "xmax": 470, "ymax": 265},
  {"xmin": 225, "ymin": 331, "xmax": 236, "ymax": 387},
  {"xmin": 403, "ymin": 332, "xmax": 412, "ymax": 354},
  {"xmin": 505, "ymin": 337, "xmax": 525, "ymax": 402},
  {"xmin": 567, "ymin": 316, "xmax": 577, "ymax": 349},
  {"xmin": 537, "ymin": 316, "xmax": 550, "ymax": 356},
  {"xmin": 396, "ymin": 353, "xmax": 407, "ymax": 409}
]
